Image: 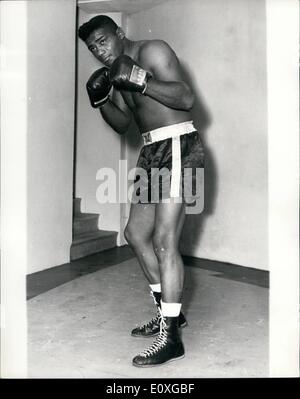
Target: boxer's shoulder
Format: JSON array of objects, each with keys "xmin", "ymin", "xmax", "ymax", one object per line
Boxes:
[
  {"xmin": 139, "ymin": 39, "xmax": 174, "ymax": 59},
  {"xmin": 137, "ymin": 40, "xmax": 176, "ymax": 73}
]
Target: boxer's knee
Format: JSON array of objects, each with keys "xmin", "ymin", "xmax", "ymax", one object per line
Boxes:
[
  {"xmin": 124, "ymin": 224, "xmax": 135, "ymax": 246},
  {"xmin": 124, "ymin": 223, "xmax": 148, "ymax": 248},
  {"xmin": 152, "ymin": 229, "xmax": 175, "ymax": 261}
]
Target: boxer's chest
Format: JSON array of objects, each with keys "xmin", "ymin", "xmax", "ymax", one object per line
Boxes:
[
  {"xmin": 120, "ymin": 90, "xmax": 145, "ymax": 110},
  {"xmin": 119, "ymin": 47, "xmax": 151, "ymax": 110}
]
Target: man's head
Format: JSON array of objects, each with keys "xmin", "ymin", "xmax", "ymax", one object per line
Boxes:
[{"xmin": 78, "ymin": 15, "xmax": 125, "ymax": 66}]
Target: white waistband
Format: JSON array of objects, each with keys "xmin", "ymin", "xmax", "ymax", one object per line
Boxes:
[{"xmin": 142, "ymin": 120, "xmax": 195, "ymax": 145}]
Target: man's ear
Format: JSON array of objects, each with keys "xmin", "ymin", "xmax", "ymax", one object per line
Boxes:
[{"xmin": 116, "ymin": 27, "xmax": 125, "ymax": 39}]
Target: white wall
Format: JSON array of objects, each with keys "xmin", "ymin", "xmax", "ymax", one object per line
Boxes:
[
  {"xmin": 1, "ymin": 0, "xmax": 28, "ymax": 377},
  {"xmin": 76, "ymin": 10, "xmax": 123, "ymax": 235},
  {"xmin": 27, "ymin": 0, "xmax": 76, "ymax": 273},
  {"xmin": 127, "ymin": 0, "xmax": 268, "ymax": 270},
  {"xmin": 267, "ymin": 0, "xmax": 299, "ymax": 376}
]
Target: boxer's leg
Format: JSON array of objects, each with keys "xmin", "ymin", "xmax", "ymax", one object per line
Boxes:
[
  {"xmin": 124, "ymin": 202, "xmax": 160, "ymax": 284},
  {"xmin": 125, "ymin": 202, "xmax": 163, "ymax": 337},
  {"xmin": 126, "ymin": 201, "xmax": 187, "ymax": 338},
  {"xmin": 153, "ymin": 200, "xmax": 186, "ymax": 303},
  {"xmin": 132, "ymin": 201, "xmax": 186, "ymax": 367}
]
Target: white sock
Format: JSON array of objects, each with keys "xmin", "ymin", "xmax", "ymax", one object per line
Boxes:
[
  {"xmin": 161, "ymin": 301, "xmax": 182, "ymax": 317},
  {"xmin": 149, "ymin": 283, "xmax": 161, "ymax": 293}
]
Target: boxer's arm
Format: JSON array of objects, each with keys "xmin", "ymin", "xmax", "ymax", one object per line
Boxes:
[
  {"xmin": 140, "ymin": 41, "xmax": 194, "ymax": 110},
  {"xmin": 99, "ymin": 89, "xmax": 131, "ymax": 134}
]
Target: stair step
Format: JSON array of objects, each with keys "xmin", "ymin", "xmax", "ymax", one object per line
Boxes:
[
  {"xmin": 73, "ymin": 212, "xmax": 99, "ymax": 235},
  {"xmin": 73, "ymin": 197, "xmax": 81, "ymax": 215},
  {"xmin": 70, "ymin": 230, "xmax": 118, "ymax": 260}
]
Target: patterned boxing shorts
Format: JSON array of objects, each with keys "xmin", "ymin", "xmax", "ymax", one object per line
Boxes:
[{"xmin": 132, "ymin": 120, "xmax": 205, "ymax": 204}]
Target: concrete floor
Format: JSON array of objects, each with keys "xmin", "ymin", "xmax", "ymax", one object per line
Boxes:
[{"xmin": 28, "ymin": 255, "xmax": 268, "ymax": 378}]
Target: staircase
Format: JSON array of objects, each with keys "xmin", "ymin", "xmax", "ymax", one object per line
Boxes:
[{"xmin": 70, "ymin": 198, "xmax": 118, "ymax": 260}]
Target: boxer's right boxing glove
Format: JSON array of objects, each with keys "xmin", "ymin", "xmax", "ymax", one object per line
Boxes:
[{"xmin": 86, "ymin": 67, "xmax": 112, "ymax": 108}]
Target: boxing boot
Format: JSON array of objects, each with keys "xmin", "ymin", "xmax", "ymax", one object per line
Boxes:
[
  {"xmin": 132, "ymin": 313, "xmax": 185, "ymax": 367},
  {"xmin": 131, "ymin": 291, "xmax": 187, "ymax": 338}
]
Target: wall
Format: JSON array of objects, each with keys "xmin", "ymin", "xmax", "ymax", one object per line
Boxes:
[
  {"xmin": 266, "ymin": 0, "xmax": 299, "ymax": 376},
  {"xmin": 127, "ymin": 0, "xmax": 268, "ymax": 270},
  {"xmin": 27, "ymin": 0, "xmax": 76, "ymax": 273},
  {"xmin": 76, "ymin": 10, "xmax": 123, "ymax": 235},
  {"xmin": 1, "ymin": 0, "xmax": 28, "ymax": 377}
]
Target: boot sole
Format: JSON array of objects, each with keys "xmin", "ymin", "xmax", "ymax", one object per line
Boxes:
[
  {"xmin": 132, "ymin": 354, "xmax": 185, "ymax": 368},
  {"xmin": 131, "ymin": 321, "xmax": 188, "ymax": 338}
]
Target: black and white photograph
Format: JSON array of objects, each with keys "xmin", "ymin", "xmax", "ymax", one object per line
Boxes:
[{"xmin": 0, "ymin": 0, "xmax": 299, "ymax": 383}]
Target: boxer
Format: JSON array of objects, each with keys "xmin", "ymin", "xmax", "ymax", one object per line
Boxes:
[{"xmin": 79, "ymin": 15, "xmax": 204, "ymax": 367}]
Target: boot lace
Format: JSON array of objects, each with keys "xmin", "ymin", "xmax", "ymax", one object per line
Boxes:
[
  {"xmin": 150, "ymin": 290, "xmax": 160, "ymax": 308},
  {"xmin": 139, "ymin": 308, "xmax": 168, "ymax": 358},
  {"xmin": 137, "ymin": 314, "xmax": 160, "ymax": 331},
  {"xmin": 137, "ymin": 291, "xmax": 161, "ymax": 330}
]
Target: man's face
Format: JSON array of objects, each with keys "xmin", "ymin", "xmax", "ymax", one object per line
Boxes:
[{"xmin": 85, "ymin": 27, "xmax": 123, "ymax": 67}]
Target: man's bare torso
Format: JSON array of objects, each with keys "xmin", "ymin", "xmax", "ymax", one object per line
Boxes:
[{"xmin": 117, "ymin": 40, "xmax": 192, "ymax": 133}]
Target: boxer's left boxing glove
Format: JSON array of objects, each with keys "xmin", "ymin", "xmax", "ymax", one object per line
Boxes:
[
  {"xmin": 86, "ymin": 67, "xmax": 112, "ymax": 108},
  {"xmin": 109, "ymin": 55, "xmax": 152, "ymax": 94}
]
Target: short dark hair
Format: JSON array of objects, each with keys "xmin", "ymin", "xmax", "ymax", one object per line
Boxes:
[{"xmin": 78, "ymin": 15, "xmax": 118, "ymax": 41}]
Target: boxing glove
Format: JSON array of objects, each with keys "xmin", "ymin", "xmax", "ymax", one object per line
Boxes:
[
  {"xmin": 86, "ymin": 67, "xmax": 112, "ymax": 108},
  {"xmin": 109, "ymin": 55, "xmax": 152, "ymax": 93}
]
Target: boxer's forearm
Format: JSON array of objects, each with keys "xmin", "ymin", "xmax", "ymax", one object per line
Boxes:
[
  {"xmin": 99, "ymin": 99, "xmax": 131, "ymax": 134},
  {"xmin": 144, "ymin": 79, "xmax": 194, "ymax": 111}
]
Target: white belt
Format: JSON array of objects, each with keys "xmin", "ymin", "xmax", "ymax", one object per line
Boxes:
[
  {"xmin": 141, "ymin": 120, "xmax": 196, "ymax": 198},
  {"xmin": 141, "ymin": 120, "xmax": 195, "ymax": 145}
]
